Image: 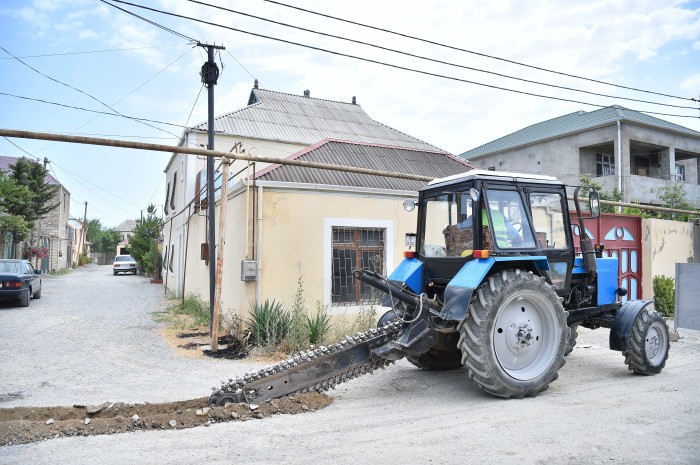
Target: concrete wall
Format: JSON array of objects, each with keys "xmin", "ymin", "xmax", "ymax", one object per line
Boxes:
[
  {"xmin": 466, "ymin": 122, "xmax": 700, "ymax": 205},
  {"xmin": 641, "ymin": 218, "xmax": 695, "ymax": 299}
]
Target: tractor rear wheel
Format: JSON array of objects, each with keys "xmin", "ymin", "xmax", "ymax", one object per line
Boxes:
[
  {"xmin": 565, "ymin": 324, "xmax": 579, "ymax": 356},
  {"xmin": 458, "ymin": 269, "xmax": 568, "ymax": 398},
  {"xmin": 623, "ymin": 306, "xmax": 670, "ymax": 375}
]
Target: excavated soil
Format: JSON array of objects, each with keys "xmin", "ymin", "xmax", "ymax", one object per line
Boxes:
[{"xmin": 0, "ymin": 392, "xmax": 331, "ymax": 446}]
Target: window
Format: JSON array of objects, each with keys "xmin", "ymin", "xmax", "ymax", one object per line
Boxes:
[
  {"xmin": 164, "ymin": 183, "xmax": 170, "ymax": 215},
  {"xmin": 596, "ymin": 153, "xmax": 615, "ymax": 176},
  {"xmin": 484, "ymin": 189, "xmax": 535, "ymax": 249},
  {"xmin": 169, "ymin": 245, "xmax": 174, "ymax": 272},
  {"xmin": 170, "ymin": 171, "xmax": 177, "ymax": 211},
  {"xmin": 676, "ymin": 164, "xmax": 686, "ymax": 182},
  {"xmin": 331, "ymin": 227, "xmax": 385, "ymax": 305},
  {"xmin": 529, "ymin": 192, "xmax": 568, "ymax": 250}
]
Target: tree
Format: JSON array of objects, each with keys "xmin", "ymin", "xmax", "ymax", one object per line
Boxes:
[
  {"xmin": 85, "ymin": 218, "xmax": 122, "ymax": 253},
  {"xmin": 129, "ymin": 204, "xmax": 162, "ymax": 276},
  {"xmin": 578, "ymin": 175, "xmax": 623, "ymax": 213},
  {"xmin": 652, "ymin": 183, "xmax": 697, "ymax": 222},
  {"xmin": 8, "ymin": 158, "xmax": 60, "ymax": 227},
  {"xmin": 0, "ymin": 172, "xmax": 32, "ymax": 256}
]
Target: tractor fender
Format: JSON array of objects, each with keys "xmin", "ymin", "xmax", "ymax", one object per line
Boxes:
[
  {"xmin": 439, "ymin": 256, "xmax": 550, "ymax": 323},
  {"xmin": 609, "ymin": 299, "xmax": 654, "ymax": 352}
]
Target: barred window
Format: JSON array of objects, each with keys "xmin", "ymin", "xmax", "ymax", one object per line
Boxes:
[
  {"xmin": 331, "ymin": 227, "xmax": 385, "ymax": 305},
  {"xmin": 596, "ymin": 153, "xmax": 615, "ymax": 176}
]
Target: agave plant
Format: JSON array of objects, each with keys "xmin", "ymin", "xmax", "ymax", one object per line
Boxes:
[{"xmin": 247, "ymin": 299, "xmax": 291, "ymax": 348}]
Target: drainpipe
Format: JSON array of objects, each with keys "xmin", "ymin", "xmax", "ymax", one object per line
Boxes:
[
  {"xmin": 616, "ymin": 119, "xmax": 623, "ymax": 212},
  {"xmin": 255, "ymin": 185, "xmax": 263, "ymax": 306}
]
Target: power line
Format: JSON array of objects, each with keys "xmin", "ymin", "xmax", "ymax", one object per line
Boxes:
[
  {"xmin": 0, "ymin": 43, "xmax": 191, "ymax": 60},
  {"xmin": 1, "ymin": 137, "xmax": 41, "ymax": 161},
  {"xmin": 187, "ymin": 0, "xmax": 697, "ymax": 111},
  {"xmin": 49, "ymin": 162, "xmax": 137, "ymax": 217},
  {"xmin": 1, "ymin": 46, "xmax": 182, "ymax": 139},
  {"xmin": 0, "ymin": 92, "xmax": 188, "ymax": 128},
  {"xmin": 48, "ymin": 159, "xmax": 142, "ymax": 209},
  {"xmin": 100, "ymin": 0, "xmax": 198, "ymax": 43},
  {"xmin": 112, "ymin": 1, "xmax": 700, "ymax": 120},
  {"xmin": 262, "ymin": 0, "xmax": 696, "ymax": 103},
  {"xmin": 225, "ymin": 49, "xmax": 256, "ymax": 80}
]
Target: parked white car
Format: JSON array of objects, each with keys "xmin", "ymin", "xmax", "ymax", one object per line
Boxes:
[{"xmin": 113, "ymin": 255, "xmax": 137, "ymax": 275}]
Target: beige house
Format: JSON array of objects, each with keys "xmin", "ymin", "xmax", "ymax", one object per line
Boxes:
[
  {"xmin": 162, "ymin": 84, "xmax": 472, "ymax": 320},
  {"xmin": 115, "ymin": 219, "xmax": 136, "ymax": 255}
]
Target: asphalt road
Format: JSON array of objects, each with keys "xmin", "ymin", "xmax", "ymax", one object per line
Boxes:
[{"xmin": 1, "ymin": 265, "xmax": 699, "ymax": 465}]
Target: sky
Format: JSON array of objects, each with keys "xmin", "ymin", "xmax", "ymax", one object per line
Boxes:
[{"xmin": 1, "ymin": 0, "xmax": 699, "ymax": 228}]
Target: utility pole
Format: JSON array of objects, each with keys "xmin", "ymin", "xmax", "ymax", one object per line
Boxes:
[{"xmin": 198, "ymin": 42, "xmax": 225, "ymax": 342}]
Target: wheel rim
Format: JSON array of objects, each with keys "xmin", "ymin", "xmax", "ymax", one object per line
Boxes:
[
  {"xmin": 645, "ymin": 321, "xmax": 668, "ymax": 366},
  {"xmin": 492, "ymin": 290, "xmax": 561, "ymax": 380}
]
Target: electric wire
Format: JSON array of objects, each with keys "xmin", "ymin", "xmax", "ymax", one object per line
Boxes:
[
  {"xmin": 100, "ymin": 0, "xmax": 198, "ymax": 43},
  {"xmin": 1, "ymin": 46, "xmax": 182, "ymax": 139},
  {"xmin": 110, "ymin": 1, "xmax": 699, "ymax": 119},
  {"xmin": 187, "ymin": 0, "xmax": 696, "ymax": 111},
  {"xmin": 0, "ymin": 43, "xmax": 191, "ymax": 60},
  {"xmin": 0, "ymin": 92, "xmax": 188, "ymax": 128},
  {"xmin": 49, "ymin": 162, "xmax": 137, "ymax": 217},
  {"xmin": 262, "ymin": 0, "xmax": 696, "ymax": 103},
  {"xmin": 225, "ymin": 49, "xmax": 256, "ymax": 80},
  {"xmin": 48, "ymin": 159, "xmax": 142, "ymax": 209},
  {"xmin": 1, "ymin": 137, "xmax": 41, "ymax": 161}
]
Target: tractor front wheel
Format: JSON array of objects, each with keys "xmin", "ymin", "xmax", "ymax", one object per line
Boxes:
[
  {"xmin": 623, "ymin": 306, "xmax": 670, "ymax": 375},
  {"xmin": 458, "ymin": 269, "xmax": 568, "ymax": 398}
]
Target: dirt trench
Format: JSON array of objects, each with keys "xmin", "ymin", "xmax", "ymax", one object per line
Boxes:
[{"xmin": 0, "ymin": 392, "xmax": 331, "ymax": 446}]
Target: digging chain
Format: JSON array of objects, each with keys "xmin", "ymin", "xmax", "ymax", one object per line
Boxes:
[{"xmin": 209, "ymin": 321, "xmax": 402, "ymax": 406}]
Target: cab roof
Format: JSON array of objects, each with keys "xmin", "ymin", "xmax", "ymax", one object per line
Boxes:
[{"xmin": 426, "ymin": 169, "xmax": 561, "ymax": 188}]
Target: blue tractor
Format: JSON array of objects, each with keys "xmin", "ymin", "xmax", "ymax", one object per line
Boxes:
[
  {"xmin": 355, "ymin": 169, "xmax": 671, "ymax": 398},
  {"xmin": 210, "ymin": 170, "xmax": 671, "ymax": 405}
]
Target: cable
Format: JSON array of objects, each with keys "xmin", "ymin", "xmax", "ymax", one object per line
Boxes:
[
  {"xmin": 1, "ymin": 46, "xmax": 182, "ymax": 139},
  {"xmin": 48, "ymin": 159, "xmax": 142, "ymax": 209},
  {"xmin": 0, "ymin": 43, "xmax": 191, "ymax": 60},
  {"xmin": 49, "ymin": 162, "xmax": 138, "ymax": 217},
  {"xmin": 1, "ymin": 137, "xmax": 41, "ymax": 161},
  {"xmin": 188, "ymin": 0, "xmax": 696, "ymax": 111},
  {"xmin": 225, "ymin": 49, "xmax": 255, "ymax": 80},
  {"xmin": 112, "ymin": 1, "xmax": 700, "ymax": 119},
  {"xmin": 100, "ymin": 0, "xmax": 198, "ymax": 43},
  {"xmin": 0, "ymin": 92, "xmax": 188, "ymax": 128},
  {"xmin": 263, "ymin": 0, "xmax": 697, "ymax": 103}
]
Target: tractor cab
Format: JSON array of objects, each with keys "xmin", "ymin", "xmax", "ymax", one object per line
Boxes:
[{"xmin": 412, "ymin": 170, "xmax": 577, "ymax": 302}]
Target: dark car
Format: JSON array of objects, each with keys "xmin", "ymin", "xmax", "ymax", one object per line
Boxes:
[{"xmin": 0, "ymin": 259, "xmax": 42, "ymax": 307}]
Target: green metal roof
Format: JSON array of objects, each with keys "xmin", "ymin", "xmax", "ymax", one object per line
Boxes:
[{"xmin": 460, "ymin": 105, "xmax": 700, "ymax": 159}]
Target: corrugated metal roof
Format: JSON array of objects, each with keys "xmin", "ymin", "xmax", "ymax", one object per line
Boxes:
[
  {"xmin": 461, "ymin": 105, "xmax": 700, "ymax": 159},
  {"xmin": 115, "ymin": 219, "xmax": 136, "ymax": 232},
  {"xmin": 191, "ymin": 88, "xmax": 447, "ymax": 153},
  {"xmin": 0, "ymin": 155, "xmax": 60, "ymax": 185},
  {"xmin": 256, "ymin": 140, "xmax": 475, "ymax": 191}
]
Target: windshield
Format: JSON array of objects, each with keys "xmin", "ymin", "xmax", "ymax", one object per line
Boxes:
[
  {"xmin": 421, "ymin": 191, "xmax": 475, "ymax": 257},
  {"xmin": 116, "ymin": 256, "xmax": 134, "ymax": 262},
  {"xmin": 0, "ymin": 262, "xmax": 21, "ymax": 273}
]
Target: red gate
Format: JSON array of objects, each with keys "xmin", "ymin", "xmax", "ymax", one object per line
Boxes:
[{"xmin": 570, "ymin": 213, "xmax": 642, "ymax": 302}]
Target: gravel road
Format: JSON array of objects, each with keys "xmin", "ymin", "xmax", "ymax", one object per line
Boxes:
[{"xmin": 1, "ymin": 265, "xmax": 699, "ymax": 464}]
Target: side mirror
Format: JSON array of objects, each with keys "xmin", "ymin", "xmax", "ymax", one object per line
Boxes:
[
  {"xmin": 403, "ymin": 199, "xmax": 417, "ymax": 212},
  {"xmin": 35, "ymin": 270, "xmax": 42, "ymax": 275},
  {"xmin": 589, "ymin": 191, "xmax": 600, "ymax": 218}
]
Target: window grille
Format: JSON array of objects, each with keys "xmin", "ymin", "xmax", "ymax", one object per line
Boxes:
[
  {"xmin": 676, "ymin": 164, "xmax": 686, "ymax": 182},
  {"xmin": 596, "ymin": 153, "xmax": 615, "ymax": 176},
  {"xmin": 331, "ymin": 227, "xmax": 385, "ymax": 305}
]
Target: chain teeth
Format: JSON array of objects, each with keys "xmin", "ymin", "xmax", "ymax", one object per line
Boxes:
[{"xmin": 210, "ymin": 321, "xmax": 402, "ymax": 405}]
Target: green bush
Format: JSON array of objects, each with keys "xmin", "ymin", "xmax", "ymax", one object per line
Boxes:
[
  {"xmin": 174, "ymin": 295, "xmax": 210, "ymax": 326},
  {"xmin": 653, "ymin": 275, "xmax": 675, "ymax": 317},
  {"xmin": 248, "ymin": 299, "xmax": 291, "ymax": 348},
  {"xmin": 307, "ymin": 303, "xmax": 332, "ymax": 344}
]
